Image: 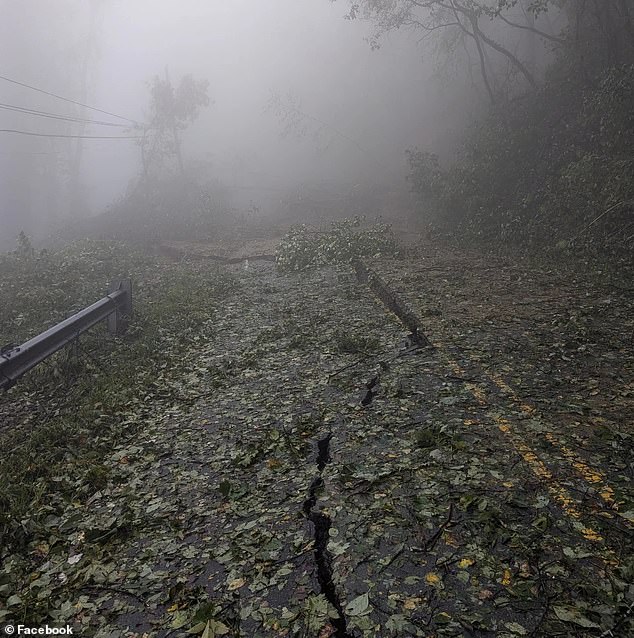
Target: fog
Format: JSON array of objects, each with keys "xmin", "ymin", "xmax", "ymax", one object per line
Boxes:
[{"xmin": 1, "ymin": 0, "xmax": 483, "ymax": 250}]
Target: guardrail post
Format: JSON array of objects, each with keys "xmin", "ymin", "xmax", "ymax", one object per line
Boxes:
[{"xmin": 107, "ymin": 279, "xmax": 132, "ymax": 335}]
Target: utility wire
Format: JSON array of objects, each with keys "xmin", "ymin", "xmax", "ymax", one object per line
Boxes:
[
  {"xmin": 0, "ymin": 73, "xmax": 141, "ymax": 126},
  {"xmin": 0, "ymin": 129, "xmax": 142, "ymax": 140},
  {"xmin": 0, "ymin": 150, "xmax": 65, "ymax": 155},
  {"xmin": 0, "ymin": 102, "xmax": 132, "ymax": 128}
]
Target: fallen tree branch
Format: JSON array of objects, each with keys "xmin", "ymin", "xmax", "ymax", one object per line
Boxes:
[
  {"xmin": 571, "ymin": 201, "xmax": 632, "ymax": 242},
  {"xmin": 411, "ymin": 502, "xmax": 455, "ymax": 554}
]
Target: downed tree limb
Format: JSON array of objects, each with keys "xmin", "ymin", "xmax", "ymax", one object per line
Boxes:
[
  {"xmin": 353, "ymin": 259, "xmax": 433, "ymax": 347},
  {"xmin": 412, "ymin": 502, "xmax": 455, "ymax": 554},
  {"xmin": 570, "ymin": 200, "xmax": 632, "ymax": 243},
  {"xmin": 159, "ymin": 242, "xmax": 276, "ymax": 263}
]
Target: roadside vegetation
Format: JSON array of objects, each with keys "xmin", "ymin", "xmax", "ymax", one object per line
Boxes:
[
  {"xmin": 407, "ymin": 62, "xmax": 634, "ymax": 255},
  {"xmin": 275, "ymin": 217, "xmax": 400, "ymax": 272},
  {"xmin": 340, "ymin": 1, "xmax": 634, "ymax": 257},
  {"xmin": 0, "ymin": 237, "xmax": 237, "ymax": 584}
]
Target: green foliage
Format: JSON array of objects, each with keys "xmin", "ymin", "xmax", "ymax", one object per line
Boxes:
[
  {"xmin": 149, "ymin": 74, "xmax": 210, "ymax": 129},
  {"xmin": 0, "ymin": 241, "xmax": 237, "ymax": 552},
  {"xmin": 1, "ymin": 240, "xmax": 148, "ymax": 343},
  {"xmin": 275, "ymin": 225, "xmax": 321, "ymax": 272},
  {"xmin": 141, "ymin": 73, "xmax": 210, "ymax": 178},
  {"xmin": 276, "ymin": 217, "xmax": 399, "ymax": 272},
  {"xmin": 14, "ymin": 231, "xmax": 35, "ymax": 260},
  {"xmin": 409, "ymin": 64, "xmax": 634, "ymax": 253}
]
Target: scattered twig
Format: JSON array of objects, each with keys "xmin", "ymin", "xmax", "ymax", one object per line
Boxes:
[
  {"xmin": 379, "ymin": 544, "xmax": 405, "ymax": 572},
  {"xmin": 328, "ymin": 355, "xmax": 371, "ymax": 379},
  {"xmin": 570, "ymin": 201, "xmax": 630, "ymax": 243},
  {"xmin": 413, "ymin": 502, "xmax": 455, "ymax": 553},
  {"xmin": 445, "ymin": 374, "xmax": 475, "ymax": 382},
  {"xmin": 435, "ymin": 551, "xmax": 459, "ymax": 569}
]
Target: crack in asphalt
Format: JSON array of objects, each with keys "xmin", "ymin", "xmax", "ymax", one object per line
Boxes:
[{"xmin": 303, "ymin": 433, "xmax": 353, "ymax": 638}]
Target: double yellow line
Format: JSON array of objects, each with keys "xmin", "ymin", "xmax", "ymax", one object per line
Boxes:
[
  {"xmin": 489, "ymin": 372, "xmax": 617, "ymax": 507},
  {"xmin": 359, "ymin": 260, "xmax": 628, "ymax": 549},
  {"xmin": 438, "ymin": 348, "xmax": 630, "ymax": 546}
]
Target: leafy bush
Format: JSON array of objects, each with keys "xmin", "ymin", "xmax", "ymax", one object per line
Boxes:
[
  {"xmin": 409, "ymin": 64, "xmax": 634, "ymax": 253},
  {"xmin": 276, "ymin": 217, "xmax": 400, "ymax": 272}
]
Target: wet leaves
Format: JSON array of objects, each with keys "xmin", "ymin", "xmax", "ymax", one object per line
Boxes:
[
  {"xmin": 200, "ymin": 619, "xmax": 230, "ymax": 637},
  {"xmin": 552, "ymin": 605, "xmax": 601, "ymax": 628},
  {"xmin": 276, "ymin": 217, "xmax": 399, "ymax": 272},
  {"xmin": 1, "ymin": 242, "xmax": 632, "ymax": 636}
]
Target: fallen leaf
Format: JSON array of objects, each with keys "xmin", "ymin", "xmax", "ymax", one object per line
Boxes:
[
  {"xmin": 403, "ymin": 596, "xmax": 423, "ymax": 610},
  {"xmin": 553, "ymin": 605, "xmax": 600, "ymax": 628},
  {"xmin": 504, "ymin": 621, "xmax": 527, "ymax": 635},
  {"xmin": 425, "ymin": 572, "xmax": 441, "ymax": 586},
  {"xmin": 201, "ymin": 620, "xmax": 230, "ymax": 638},
  {"xmin": 227, "ymin": 577, "xmax": 245, "ymax": 591},
  {"xmin": 345, "ymin": 592, "xmax": 370, "ymax": 616},
  {"xmin": 67, "ymin": 553, "xmax": 83, "ymax": 565}
]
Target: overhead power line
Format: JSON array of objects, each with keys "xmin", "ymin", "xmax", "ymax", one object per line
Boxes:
[
  {"xmin": 0, "ymin": 129, "xmax": 142, "ymax": 140},
  {"xmin": 0, "ymin": 102, "xmax": 132, "ymax": 128},
  {"xmin": 0, "ymin": 150, "xmax": 66, "ymax": 156},
  {"xmin": 0, "ymin": 73, "xmax": 141, "ymax": 126}
]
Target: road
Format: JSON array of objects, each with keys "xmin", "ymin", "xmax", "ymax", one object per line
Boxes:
[{"xmin": 17, "ymin": 244, "xmax": 633, "ymax": 637}]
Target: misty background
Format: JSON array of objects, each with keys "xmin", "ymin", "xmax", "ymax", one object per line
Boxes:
[
  {"xmin": 3, "ymin": 1, "xmax": 631, "ymax": 255},
  {"xmin": 0, "ymin": 0, "xmax": 477, "ymax": 251}
]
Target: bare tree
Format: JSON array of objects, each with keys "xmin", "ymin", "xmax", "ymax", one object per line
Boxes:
[{"xmin": 338, "ymin": 0, "xmax": 569, "ymax": 101}]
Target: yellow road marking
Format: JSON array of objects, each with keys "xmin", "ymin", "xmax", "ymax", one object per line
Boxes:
[
  {"xmin": 437, "ymin": 340, "xmax": 623, "ymax": 518},
  {"xmin": 488, "ymin": 372, "xmax": 619, "ymax": 510},
  {"xmin": 495, "ymin": 415, "xmax": 603, "ymax": 542},
  {"xmin": 363, "ymin": 274, "xmax": 626, "ymax": 548},
  {"xmin": 438, "ymin": 351, "xmax": 606, "ymax": 543}
]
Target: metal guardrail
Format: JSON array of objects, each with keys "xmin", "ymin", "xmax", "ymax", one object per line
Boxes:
[{"xmin": 0, "ymin": 279, "xmax": 132, "ymax": 391}]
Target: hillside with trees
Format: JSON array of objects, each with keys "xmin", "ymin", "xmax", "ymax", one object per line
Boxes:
[{"xmin": 343, "ymin": 0, "xmax": 634, "ymax": 255}]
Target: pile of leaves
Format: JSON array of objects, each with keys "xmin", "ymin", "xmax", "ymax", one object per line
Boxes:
[
  {"xmin": 275, "ymin": 217, "xmax": 399, "ymax": 272},
  {"xmin": 1, "ymin": 235, "xmax": 632, "ymax": 636}
]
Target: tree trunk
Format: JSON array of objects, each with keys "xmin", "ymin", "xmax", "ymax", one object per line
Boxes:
[{"xmin": 164, "ymin": 67, "xmax": 185, "ymax": 177}]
